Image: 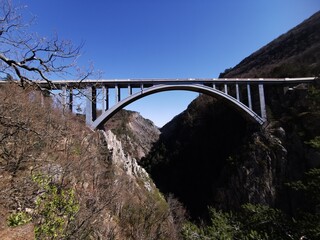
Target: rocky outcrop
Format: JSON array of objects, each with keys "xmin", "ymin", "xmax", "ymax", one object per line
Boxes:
[
  {"xmin": 102, "ymin": 129, "xmax": 155, "ymax": 192},
  {"xmin": 105, "ymin": 110, "xmax": 160, "ymax": 160},
  {"xmin": 213, "ymin": 127, "xmax": 288, "ymax": 210}
]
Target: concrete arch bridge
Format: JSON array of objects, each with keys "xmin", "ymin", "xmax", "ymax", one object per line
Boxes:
[{"xmin": 1, "ymin": 78, "xmax": 315, "ymax": 129}]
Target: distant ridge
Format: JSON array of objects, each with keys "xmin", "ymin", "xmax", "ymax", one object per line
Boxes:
[{"xmin": 220, "ymin": 11, "xmax": 320, "ymax": 78}]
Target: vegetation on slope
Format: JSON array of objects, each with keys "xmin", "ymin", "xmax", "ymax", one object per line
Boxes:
[{"xmin": 0, "ymin": 84, "xmax": 185, "ymax": 239}]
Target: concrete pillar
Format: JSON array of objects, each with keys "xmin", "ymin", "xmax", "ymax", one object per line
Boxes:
[
  {"xmin": 61, "ymin": 86, "xmax": 67, "ymax": 109},
  {"xmin": 102, "ymin": 86, "xmax": 109, "ymax": 111},
  {"xmin": 247, "ymin": 83, "xmax": 252, "ymax": 110},
  {"xmin": 224, "ymin": 84, "xmax": 228, "ymax": 94},
  {"xmin": 212, "ymin": 83, "xmax": 216, "ymax": 89},
  {"xmin": 115, "ymin": 84, "xmax": 120, "ymax": 103},
  {"xmin": 259, "ymin": 83, "xmax": 267, "ymax": 120},
  {"xmin": 85, "ymin": 86, "xmax": 97, "ymax": 125},
  {"xmin": 85, "ymin": 87, "xmax": 92, "ymax": 125},
  {"xmin": 92, "ymin": 86, "xmax": 97, "ymax": 121},
  {"xmin": 128, "ymin": 84, "xmax": 132, "ymax": 95},
  {"xmin": 68, "ymin": 88, "xmax": 73, "ymax": 112},
  {"xmin": 140, "ymin": 83, "xmax": 144, "ymax": 93},
  {"xmin": 236, "ymin": 84, "xmax": 240, "ymax": 101}
]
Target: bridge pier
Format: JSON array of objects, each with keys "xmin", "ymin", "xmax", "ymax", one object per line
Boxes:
[
  {"xmin": 102, "ymin": 86, "xmax": 109, "ymax": 112},
  {"xmin": 68, "ymin": 88, "xmax": 73, "ymax": 112},
  {"xmin": 62, "ymin": 86, "xmax": 67, "ymax": 110},
  {"xmin": 236, "ymin": 84, "xmax": 240, "ymax": 101},
  {"xmin": 247, "ymin": 84, "xmax": 252, "ymax": 110},
  {"xmin": 115, "ymin": 84, "xmax": 120, "ymax": 103},
  {"xmin": 61, "ymin": 86, "xmax": 73, "ymax": 112},
  {"xmin": 258, "ymin": 83, "xmax": 267, "ymax": 121},
  {"xmin": 224, "ymin": 84, "xmax": 228, "ymax": 94},
  {"xmin": 86, "ymin": 86, "xmax": 97, "ymax": 125},
  {"xmin": 128, "ymin": 84, "xmax": 132, "ymax": 95}
]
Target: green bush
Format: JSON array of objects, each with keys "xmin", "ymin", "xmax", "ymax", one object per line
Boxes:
[
  {"xmin": 32, "ymin": 174, "xmax": 79, "ymax": 239},
  {"xmin": 7, "ymin": 211, "xmax": 32, "ymax": 227},
  {"xmin": 7, "ymin": 174, "xmax": 79, "ymax": 239}
]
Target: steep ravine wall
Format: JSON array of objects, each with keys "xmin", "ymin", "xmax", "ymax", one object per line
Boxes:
[
  {"xmin": 102, "ymin": 129, "xmax": 155, "ymax": 192},
  {"xmin": 140, "ymin": 94, "xmax": 291, "ymax": 219},
  {"xmin": 212, "ymin": 126, "xmax": 288, "ymax": 211}
]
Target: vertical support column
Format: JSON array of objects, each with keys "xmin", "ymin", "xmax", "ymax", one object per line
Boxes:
[
  {"xmin": 102, "ymin": 86, "xmax": 109, "ymax": 111},
  {"xmin": 68, "ymin": 88, "xmax": 73, "ymax": 112},
  {"xmin": 85, "ymin": 86, "xmax": 97, "ymax": 125},
  {"xmin": 61, "ymin": 86, "xmax": 67, "ymax": 111},
  {"xmin": 140, "ymin": 83, "xmax": 144, "ymax": 93},
  {"xmin": 212, "ymin": 83, "xmax": 216, "ymax": 89},
  {"xmin": 128, "ymin": 84, "xmax": 132, "ymax": 96},
  {"xmin": 92, "ymin": 86, "xmax": 97, "ymax": 121},
  {"xmin": 236, "ymin": 84, "xmax": 240, "ymax": 101},
  {"xmin": 115, "ymin": 84, "xmax": 120, "ymax": 103},
  {"xmin": 224, "ymin": 84, "xmax": 228, "ymax": 94},
  {"xmin": 259, "ymin": 82, "xmax": 267, "ymax": 120},
  {"xmin": 86, "ymin": 86, "xmax": 92, "ymax": 125},
  {"xmin": 247, "ymin": 83, "xmax": 252, "ymax": 110}
]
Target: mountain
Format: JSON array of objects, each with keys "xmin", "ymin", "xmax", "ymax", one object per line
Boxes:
[
  {"xmin": 141, "ymin": 11, "xmax": 320, "ymax": 221},
  {"xmin": 104, "ymin": 109, "xmax": 160, "ymax": 159},
  {"xmin": 220, "ymin": 11, "xmax": 320, "ymax": 78}
]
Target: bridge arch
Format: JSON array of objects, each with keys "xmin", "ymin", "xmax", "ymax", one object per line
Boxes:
[{"xmin": 90, "ymin": 84, "xmax": 265, "ymax": 130}]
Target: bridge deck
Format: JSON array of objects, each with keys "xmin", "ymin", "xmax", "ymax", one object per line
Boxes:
[{"xmin": 0, "ymin": 77, "xmax": 316, "ymax": 89}]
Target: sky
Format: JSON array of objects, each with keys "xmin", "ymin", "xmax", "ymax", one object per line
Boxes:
[{"xmin": 18, "ymin": 0, "xmax": 320, "ymax": 127}]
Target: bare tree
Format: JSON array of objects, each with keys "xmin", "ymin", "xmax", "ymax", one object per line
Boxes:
[{"xmin": 0, "ymin": 0, "xmax": 91, "ymax": 88}]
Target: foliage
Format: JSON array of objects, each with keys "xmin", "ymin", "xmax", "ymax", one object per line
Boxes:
[
  {"xmin": 306, "ymin": 85, "xmax": 320, "ymax": 111},
  {"xmin": 237, "ymin": 204, "xmax": 292, "ymax": 240},
  {"xmin": 286, "ymin": 167, "xmax": 320, "ymax": 239},
  {"xmin": 287, "ymin": 168, "xmax": 320, "ymax": 206},
  {"xmin": 7, "ymin": 211, "xmax": 32, "ymax": 227},
  {"xmin": 32, "ymin": 174, "xmax": 79, "ymax": 240},
  {"xmin": 6, "ymin": 173, "xmax": 79, "ymax": 239},
  {"xmin": 305, "ymin": 136, "xmax": 320, "ymax": 149},
  {"xmin": 182, "ymin": 208, "xmax": 238, "ymax": 240},
  {"xmin": 118, "ymin": 191, "xmax": 178, "ymax": 240},
  {"xmin": 182, "ymin": 204, "xmax": 294, "ymax": 240}
]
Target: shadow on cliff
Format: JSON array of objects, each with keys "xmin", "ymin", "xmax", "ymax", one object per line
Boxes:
[{"xmin": 140, "ymin": 94, "xmax": 261, "ymax": 219}]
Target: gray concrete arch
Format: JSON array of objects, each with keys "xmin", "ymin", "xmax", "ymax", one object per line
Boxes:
[{"xmin": 90, "ymin": 84, "xmax": 265, "ymax": 130}]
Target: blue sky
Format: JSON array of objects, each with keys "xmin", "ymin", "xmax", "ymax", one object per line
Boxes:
[{"xmin": 20, "ymin": 0, "xmax": 319, "ymax": 127}]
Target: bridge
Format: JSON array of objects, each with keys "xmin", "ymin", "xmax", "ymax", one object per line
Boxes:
[{"xmin": 0, "ymin": 77, "xmax": 316, "ymax": 129}]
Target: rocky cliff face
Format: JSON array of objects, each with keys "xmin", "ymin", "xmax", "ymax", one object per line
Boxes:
[
  {"xmin": 105, "ymin": 109, "xmax": 160, "ymax": 160},
  {"xmin": 141, "ymin": 94, "xmax": 289, "ymax": 218},
  {"xmin": 102, "ymin": 129, "xmax": 155, "ymax": 191}
]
